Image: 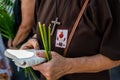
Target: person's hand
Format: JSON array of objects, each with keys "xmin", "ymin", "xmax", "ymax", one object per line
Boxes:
[
  {"xmin": 8, "ymin": 39, "xmax": 14, "ymax": 49},
  {"xmin": 20, "ymin": 38, "xmax": 40, "ymax": 50},
  {"xmin": 8, "ymin": 39, "xmax": 18, "ymax": 49},
  {"xmin": 32, "ymin": 51, "xmax": 71, "ymax": 80}
]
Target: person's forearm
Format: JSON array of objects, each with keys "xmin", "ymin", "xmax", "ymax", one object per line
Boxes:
[
  {"xmin": 13, "ymin": 0, "xmax": 35, "ymax": 47},
  {"xmin": 66, "ymin": 54, "xmax": 120, "ymax": 74},
  {"xmin": 13, "ymin": 24, "xmax": 31, "ymax": 47},
  {"xmin": 21, "ymin": 0, "xmax": 35, "ymax": 25}
]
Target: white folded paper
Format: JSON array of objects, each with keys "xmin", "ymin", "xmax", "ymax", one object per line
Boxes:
[{"xmin": 4, "ymin": 49, "xmax": 46, "ymax": 68}]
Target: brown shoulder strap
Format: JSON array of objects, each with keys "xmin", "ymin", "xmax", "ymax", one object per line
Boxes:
[{"xmin": 63, "ymin": 0, "xmax": 89, "ymax": 56}]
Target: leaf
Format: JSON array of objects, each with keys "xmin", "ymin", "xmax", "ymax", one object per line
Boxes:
[{"xmin": 0, "ymin": 8, "xmax": 15, "ymax": 39}]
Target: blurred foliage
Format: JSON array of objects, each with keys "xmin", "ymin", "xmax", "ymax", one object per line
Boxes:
[{"xmin": 0, "ymin": 0, "xmax": 15, "ymax": 39}]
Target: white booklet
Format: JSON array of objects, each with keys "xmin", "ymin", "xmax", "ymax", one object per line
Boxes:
[{"xmin": 4, "ymin": 49, "xmax": 46, "ymax": 68}]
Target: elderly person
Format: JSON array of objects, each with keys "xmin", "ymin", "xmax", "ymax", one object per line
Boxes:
[{"xmin": 21, "ymin": 0, "xmax": 120, "ymax": 80}]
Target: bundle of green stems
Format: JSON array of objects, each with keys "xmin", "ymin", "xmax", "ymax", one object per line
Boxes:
[
  {"xmin": 39, "ymin": 22, "xmax": 52, "ymax": 80},
  {"xmin": 24, "ymin": 22, "xmax": 51, "ymax": 80},
  {"xmin": 38, "ymin": 22, "xmax": 51, "ymax": 61},
  {"xmin": 24, "ymin": 67, "xmax": 38, "ymax": 80}
]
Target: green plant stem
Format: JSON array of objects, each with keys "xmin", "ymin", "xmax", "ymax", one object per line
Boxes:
[
  {"xmin": 38, "ymin": 22, "xmax": 52, "ymax": 80},
  {"xmin": 43, "ymin": 24, "xmax": 49, "ymax": 60},
  {"xmin": 48, "ymin": 24, "xmax": 51, "ymax": 59},
  {"xmin": 29, "ymin": 67, "xmax": 38, "ymax": 80},
  {"xmin": 38, "ymin": 22, "xmax": 50, "ymax": 60},
  {"xmin": 24, "ymin": 67, "xmax": 38, "ymax": 80}
]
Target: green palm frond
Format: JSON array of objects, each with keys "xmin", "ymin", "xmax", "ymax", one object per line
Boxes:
[
  {"xmin": 0, "ymin": 0, "xmax": 15, "ymax": 39},
  {"xmin": 0, "ymin": 8, "xmax": 15, "ymax": 39},
  {"xmin": 0, "ymin": 0, "xmax": 14, "ymax": 16}
]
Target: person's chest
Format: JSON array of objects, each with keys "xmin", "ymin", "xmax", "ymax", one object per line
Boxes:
[
  {"xmin": 36, "ymin": 0, "xmax": 101, "ymax": 57},
  {"xmin": 37, "ymin": 0, "xmax": 80, "ymax": 26}
]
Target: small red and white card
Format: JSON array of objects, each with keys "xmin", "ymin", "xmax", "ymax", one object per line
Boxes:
[{"xmin": 55, "ymin": 29, "xmax": 68, "ymax": 48}]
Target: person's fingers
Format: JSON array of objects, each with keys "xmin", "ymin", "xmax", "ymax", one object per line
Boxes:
[
  {"xmin": 20, "ymin": 43, "xmax": 32, "ymax": 49},
  {"xmin": 8, "ymin": 39, "xmax": 13, "ymax": 48},
  {"xmin": 20, "ymin": 38, "xmax": 38, "ymax": 50},
  {"xmin": 33, "ymin": 42, "xmax": 40, "ymax": 50},
  {"xmin": 35, "ymin": 51, "xmax": 58, "ymax": 59},
  {"xmin": 36, "ymin": 51, "xmax": 46, "ymax": 58},
  {"xmin": 20, "ymin": 46, "xmax": 28, "ymax": 50},
  {"xmin": 31, "ymin": 38, "xmax": 40, "ymax": 50},
  {"xmin": 32, "ymin": 65, "xmax": 39, "ymax": 70},
  {"xmin": 32, "ymin": 61, "xmax": 45, "ymax": 70},
  {"xmin": 20, "ymin": 43, "xmax": 27, "ymax": 49},
  {"xmin": 50, "ymin": 51, "xmax": 58, "ymax": 59}
]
